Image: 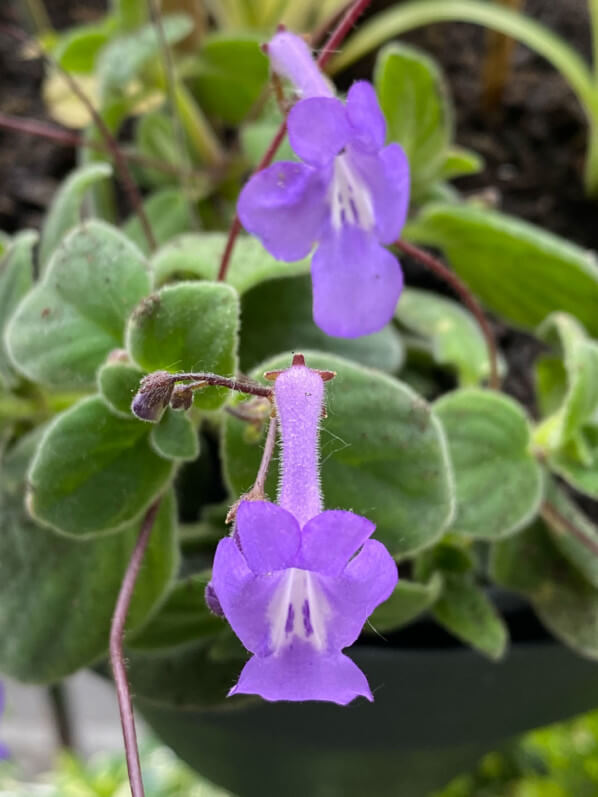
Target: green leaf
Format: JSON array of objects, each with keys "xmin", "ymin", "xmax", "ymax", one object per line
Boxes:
[
  {"xmin": 135, "ymin": 111, "xmax": 187, "ymax": 189},
  {"xmin": 432, "ymin": 573, "xmax": 508, "ymax": 660},
  {"xmin": 128, "ymin": 573, "xmax": 222, "ymax": 651},
  {"xmin": 241, "ymin": 117, "xmax": 295, "ymax": 168},
  {"xmin": 150, "ymin": 408, "xmax": 199, "ymax": 461},
  {"xmin": 223, "ymin": 352, "xmax": 455, "ymax": 557},
  {"xmin": 0, "ymin": 428, "xmax": 177, "ymax": 682},
  {"xmin": 39, "ymin": 163, "xmax": 113, "ymax": 270},
  {"xmin": 29, "ymin": 396, "xmax": 174, "ymax": 537},
  {"xmin": 395, "ymin": 287, "xmax": 492, "ymax": 385},
  {"xmin": 6, "ymin": 221, "xmax": 150, "ymax": 390},
  {"xmin": 439, "ymin": 147, "xmax": 484, "ymax": 180},
  {"xmin": 98, "ymin": 15, "xmax": 193, "ymax": 97},
  {"xmin": 405, "ymin": 203, "xmax": 598, "ymax": 335},
  {"xmin": 151, "ymin": 232, "xmax": 310, "ymax": 294},
  {"xmin": 97, "ymin": 359, "xmax": 144, "ymax": 417},
  {"xmin": 534, "ymin": 313, "xmax": 598, "ymax": 451},
  {"xmin": 491, "ymin": 520, "xmax": 598, "ymax": 659},
  {"xmin": 375, "ymin": 42, "xmax": 451, "ymax": 196},
  {"xmin": 122, "ymin": 189, "xmax": 193, "ymax": 255},
  {"xmin": 549, "ymin": 425, "xmax": 598, "ymax": 499},
  {"xmin": 435, "ymin": 389, "xmax": 543, "ymax": 539},
  {"xmin": 367, "ymin": 573, "xmax": 443, "ymax": 633},
  {"xmin": 126, "ymin": 281, "xmax": 239, "ymax": 410},
  {"xmin": 544, "ymin": 477, "xmax": 598, "ymax": 589},
  {"xmin": 192, "ymin": 33, "xmax": 268, "ymax": 124},
  {"xmin": 0, "ymin": 231, "xmax": 36, "ymax": 389},
  {"xmin": 54, "ymin": 19, "xmax": 116, "ymax": 74},
  {"xmin": 240, "ymin": 275, "xmax": 404, "ymax": 374},
  {"xmin": 535, "ymin": 354, "xmax": 567, "ymax": 418}
]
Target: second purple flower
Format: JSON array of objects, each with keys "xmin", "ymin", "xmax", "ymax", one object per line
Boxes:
[{"xmin": 238, "ymin": 33, "xmax": 410, "ymax": 339}]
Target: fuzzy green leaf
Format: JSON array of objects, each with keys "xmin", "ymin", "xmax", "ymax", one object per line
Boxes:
[
  {"xmin": 395, "ymin": 287, "xmax": 492, "ymax": 385},
  {"xmin": 97, "ymin": 359, "xmax": 144, "ymax": 418},
  {"xmin": 405, "ymin": 203, "xmax": 598, "ymax": 335},
  {"xmin": 39, "ymin": 163, "xmax": 113, "ymax": 269},
  {"xmin": 126, "ymin": 281, "xmax": 239, "ymax": 410},
  {"xmin": 375, "ymin": 42, "xmax": 451, "ymax": 196},
  {"xmin": 491, "ymin": 519, "xmax": 598, "ymax": 660},
  {"xmin": 368, "ymin": 573, "xmax": 443, "ymax": 633},
  {"xmin": 150, "ymin": 408, "xmax": 199, "ymax": 461},
  {"xmin": 0, "ymin": 231, "xmax": 36, "ymax": 389},
  {"xmin": 0, "ymin": 429, "xmax": 177, "ymax": 682},
  {"xmin": 28, "ymin": 396, "xmax": 173, "ymax": 537},
  {"xmin": 122, "ymin": 189, "xmax": 193, "ymax": 255},
  {"xmin": 6, "ymin": 221, "xmax": 150, "ymax": 389},
  {"xmin": 435, "ymin": 389, "xmax": 543, "ymax": 538},
  {"xmin": 151, "ymin": 233, "xmax": 310, "ymax": 294}
]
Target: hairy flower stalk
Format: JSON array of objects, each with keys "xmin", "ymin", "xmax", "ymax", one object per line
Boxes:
[
  {"xmin": 209, "ymin": 355, "xmax": 397, "ymax": 704},
  {"xmin": 238, "ymin": 31, "xmax": 410, "ymax": 338}
]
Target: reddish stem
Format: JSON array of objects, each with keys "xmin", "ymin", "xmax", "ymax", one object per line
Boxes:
[
  {"xmin": 216, "ymin": 0, "xmax": 373, "ymax": 283},
  {"xmin": 395, "ymin": 238, "xmax": 500, "ymax": 390},
  {"xmin": 316, "ymin": 0, "xmax": 373, "ymax": 70},
  {"xmin": 110, "ymin": 501, "xmax": 161, "ymax": 797},
  {"xmin": 541, "ymin": 501, "xmax": 598, "ymax": 558},
  {"xmin": 169, "ymin": 371, "xmax": 273, "ymax": 398},
  {"xmin": 0, "ymin": 112, "xmax": 202, "ymax": 180}
]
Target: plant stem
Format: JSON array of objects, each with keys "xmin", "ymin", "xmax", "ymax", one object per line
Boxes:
[
  {"xmin": 172, "ymin": 82, "xmax": 224, "ymax": 166},
  {"xmin": 541, "ymin": 500, "xmax": 598, "ymax": 558},
  {"xmin": 216, "ymin": 0, "xmax": 372, "ymax": 283},
  {"xmin": 316, "ymin": 0, "xmax": 373, "ymax": 70},
  {"xmin": 253, "ymin": 413, "xmax": 278, "ymax": 497},
  {"xmin": 0, "ymin": 112, "xmax": 207, "ymax": 182},
  {"xmin": 110, "ymin": 500, "xmax": 161, "ymax": 797},
  {"xmin": 328, "ymin": 0, "xmax": 596, "ymax": 115},
  {"xmin": 0, "ymin": 24, "xmax": 157, "ymax": 251},
  {"xmin": 170, "ymin": 372, "xmax": 273, "ymax": 398},
  {"xmin": 395, "ymin": 238, "xmax": 500, "ymax": 390},
  {"xmin": 48, "ymin": 683, "xmax": 73, "ymax": 751}
]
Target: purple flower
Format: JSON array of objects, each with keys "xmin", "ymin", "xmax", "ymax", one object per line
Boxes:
[
  {"xmin": 210, "ymin": 356, "xmax": 398, "ymax": 704},
  {"xmin": 238, "ymin": 34, "xmax": 410, "ymax": 339}
]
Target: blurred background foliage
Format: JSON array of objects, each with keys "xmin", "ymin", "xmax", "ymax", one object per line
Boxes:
[{"xmin": 4, "ymin": 709, "xmax": 598, "ymax": 796}]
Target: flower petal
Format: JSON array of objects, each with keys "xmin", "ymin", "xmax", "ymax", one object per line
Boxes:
[
  {"xmin": 238, "ymin": 161, "xmax": 328, "ymax": 261},
  {"xmin": 236, "ymin": 500, "xmax": 301, "ymax": 574},
  {"xmin": 323, "ymin": 539, "xmax": 398, "ymax": 649},
  {"xmin": 268, "ymin": 32, "xmax": 333, "ymax": 99},
  {"xmin": 0, "ymin": 741, "xmax": 9, "ymax": 761},
  {"xmin": 229, "ymin": 642, "xmax": 372, "ymax": 705},
  {"xmin": 288, "ymin": 97, "xmax": 350, "ymax": 167},
  {"xmin": 346, "ymin": 81, "xmax": 386, "ymax": 152},
  {"xmin": 212, "ymin": 537, "xmax": 283, "ymax": 655},
  {"xmin": 311, "ymin": 225, "xmax": 403, "ymax": 338},
  {"xmin": 300, "ymin": 510, "xmax": 375, "ymax": 576},
  {"xmin": 347, "ymin": 143, "xmax": 410, "ymax": 244}
]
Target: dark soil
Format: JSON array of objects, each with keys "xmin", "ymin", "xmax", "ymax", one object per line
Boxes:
[{"xmin": 0, "ymin": 1, "xmax": 107, "ymax": 232}]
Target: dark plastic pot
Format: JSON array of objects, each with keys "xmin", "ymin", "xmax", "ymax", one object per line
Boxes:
[{"xmin": 139, "ymin": 636, "xmax": 598, "ymax": 797}]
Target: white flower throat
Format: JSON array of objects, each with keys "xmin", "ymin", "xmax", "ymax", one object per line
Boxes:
[
  {"xmin": 268, "ymin": 568, "xmax": 330, "ymax": 654},
  {"xmin": 329, "ymin": 153, "xmax": 375, "ymax": 232}
]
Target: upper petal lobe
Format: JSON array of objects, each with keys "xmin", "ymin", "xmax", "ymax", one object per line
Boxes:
[
  {"xmin": 300, "ymin": 510, "xmax": 375, "ymax": 576},
  {"xmin": 236, "ymin": 500, "xmax": 301, "ymax": 574},
  {"xmin": 346, "ymin": 81, "xmax": 386, "ymax": 152},
  {"xmin": 288, "ymin": 97, "xmax": 350, "ymax": 167}
]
